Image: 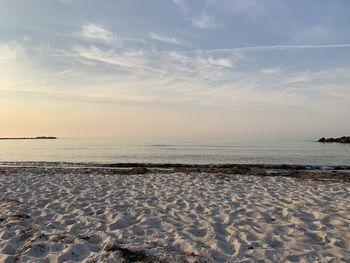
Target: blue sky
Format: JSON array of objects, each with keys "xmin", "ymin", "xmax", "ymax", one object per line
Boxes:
[{"xmin": 0, "ymin": 0, "xmax": 350, "ymax": 137}]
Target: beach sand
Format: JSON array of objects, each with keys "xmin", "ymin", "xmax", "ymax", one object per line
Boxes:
[{"xmin": 0, "ymin": 165, "xmax": 349, "ymax": 262}]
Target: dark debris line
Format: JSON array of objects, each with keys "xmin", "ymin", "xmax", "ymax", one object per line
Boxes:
[{"xmin": 0, "ymin": 162, "xmax": 349, "ymax": 181}]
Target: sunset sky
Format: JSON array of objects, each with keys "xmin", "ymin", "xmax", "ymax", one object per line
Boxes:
[{"xmin": 1, "ymin": 0, "xmax": 350, "ymax": 138}]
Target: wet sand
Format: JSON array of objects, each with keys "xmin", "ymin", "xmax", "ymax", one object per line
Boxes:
[{"xmin": 0, "ymin": 163, "xmax": 349, "ymax": 262}]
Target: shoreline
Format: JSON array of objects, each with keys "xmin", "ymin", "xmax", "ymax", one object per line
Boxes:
[
  {"xmin": 2, "ymin": 161, "xmax": 350, "ymax": 169},
  {"xmin": 1, "ymin": 161, "xmax": 349, "ymax": 181}
]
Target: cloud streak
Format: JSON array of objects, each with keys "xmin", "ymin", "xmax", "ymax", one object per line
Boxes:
[
  {"xmin": 81, "ymin": 23, "xmax": 118, "ymax": 44},
  {"xmin": 203, "ymin": 43, "xmax": 350, "ymax": 53},
  {"xmin": 2, "ymin": 24, "xmax": 350, "ymax": 119},
  {"xmin": 72, "ymin": 45, "xmax": 144, "ymax": 70},
  {"xmin": 148, "ymin": 31, "xmax": 186, "ymax": 46},
  {"xmin": 262, "ymin": 67, "xmax": 282, "ymax": 75}
]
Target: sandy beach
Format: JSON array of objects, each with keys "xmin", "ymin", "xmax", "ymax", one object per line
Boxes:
[
  {"xmin": 0, "ymin": 164, "xmax": 349, "ymax": 262},
  {"xmin": 2, "ymin": 0, "xmax": 350, "ymax": 262}
]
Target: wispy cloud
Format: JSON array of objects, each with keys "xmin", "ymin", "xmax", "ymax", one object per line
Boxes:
[
  {"xmin": 2, "ymin": 37, "xmax": 350, "ymax": 114},
  {"xmin": 51, "ymin": 69, "xmax": 77, "ymax": 76},
  {"xmin": 1, "ymin": 1, "xmax": 350, "ymax": 136},
  {"xmin": 192, "ymin": 13, "xmax": 221, "ymax": 29},
  {"xmin": 148, "ymin": 31, "xmax": 186, "ymax": 46},
  {"xmin": 197, "ymin": 55, "xmax": 233, "ymax": 68},
  {"xmin": 167, "ymin": 51, "xmax": 189, "ymax": 64},
  {"xmin": 64, "ymin": 40, "xmax": 350, "ymax": 109},
  {"xmin": 72, "ymin": 45, "xmax": 145, "ymax": 70},
  {"xmin": 262, "ymin": 67, "xmax": 282, "ymax": 75},
  {"xmin": 191, "ymin": 2, "xmax": 222, "ymax": 30},
  {"xmin": 71, "ymin": 44, "xmax": 164, "ymax": 75},
  {"xmin": 166, "ymin": 51, "xmax": 234, "ymax": 71},
  {"xmin": 286, "ymin": 72, "xmax": 312, "ymax": 84},
  {"xmin": 191, "ymin": 0, "xmax": 263, "ymax": 29},
  {"xmin": 81, "ymin": 23, "xmax": 117, "ymax": 44}
]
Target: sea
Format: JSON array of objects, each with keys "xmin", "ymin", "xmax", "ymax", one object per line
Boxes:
[{"xmin": 0, "ymin": 137, "xmax": 349, "ymax": 166}]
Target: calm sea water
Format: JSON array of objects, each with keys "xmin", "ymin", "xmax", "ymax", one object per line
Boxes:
[{"xmin": 0, "ymin": 137, "xmax": 349, "ymax": 166}]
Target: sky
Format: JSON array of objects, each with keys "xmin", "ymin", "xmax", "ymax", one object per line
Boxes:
[{"xmin": 0, "ymin": 0, "xmax": 350, "ymax": 138}]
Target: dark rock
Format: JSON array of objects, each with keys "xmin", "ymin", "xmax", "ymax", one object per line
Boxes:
[
  {"xmin": 104, "ymin": 243, "xmax": 155, "ymax": 262},
  {"xmin": 0, "ymin": 136, "xmax": 57, "ymax": 140},
  {"xmin": 318, "ymin": 136, "xmax": 350, "ymax": 144}
]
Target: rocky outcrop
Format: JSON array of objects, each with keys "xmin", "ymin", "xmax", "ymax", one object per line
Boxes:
[
  {"xmin": 318, "ymin": 136, "xmax": 350, "ymax": 143},
  {"xmin": 0, "ymin": 136, "xmax": 57, "ymax": 140}
]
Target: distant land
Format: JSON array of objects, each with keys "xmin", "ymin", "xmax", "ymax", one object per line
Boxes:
[
  {"xmin": 0, "ymin": 136, "xmax": 57, "ymax": 140},
  {"xmin": 318, "ymin": 136, "xmax": 350, "ymax": 143}
]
